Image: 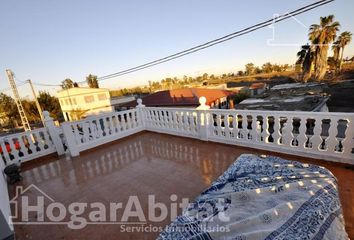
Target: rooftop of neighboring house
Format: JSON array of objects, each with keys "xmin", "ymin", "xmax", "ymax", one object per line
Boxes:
[
  {"xmin": 249, "ymin": 82, "xmax": 267, "ymax": 90},
  {"xmin": 123, "ymin": 88, "xmax": 236, "ymax": 108},
  {"xmin": 237, "ymin": 82, "xmax": 329, "ymax": 111}
]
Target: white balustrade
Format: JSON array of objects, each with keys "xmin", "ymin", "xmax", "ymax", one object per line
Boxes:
[
  {"xmin": 141, "ymin": 107, "xmax": 200, "ymax": 139},
  {"xmin": 1, "ymin": 100, "xmax": 353, "ymax": 166},
  {"xmin": 205, "ymin": 109, "xmax": 354, "ymax": 164},
  {"xmin": 0, "ymin": 127, "xmax": 57, "ymax": 165},
  {"xmin": 136, "ymin": 104, "xmax": 353, "ymax": 164},
  {"xmin": 61, "ymin": 109, "xmax": 143, "ymax": 156}
]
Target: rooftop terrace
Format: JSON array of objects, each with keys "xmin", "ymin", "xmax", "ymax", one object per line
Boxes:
[
  {"xmin": 8, "ymin": 131, "xmax": 354, "ymax": 239},
  {"xmin": 0, "ymin": 98, "xmax": 353, "ymax": 239}
]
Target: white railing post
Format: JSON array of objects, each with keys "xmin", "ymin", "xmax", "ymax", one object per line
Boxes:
[
  {"xmin": 61, "ymin": 122, "xmax": 80, "ymax": 157},
  {"xmin": 136, "ymin": 98, "xmax": 146, "ymax": 129},
  {"xmin": 196, "ymin": 97, "xmax": 210, "ymax": 141},
  {"xmin": 43, "ymin": 111, "xmax": 65, "ymax": 155}
]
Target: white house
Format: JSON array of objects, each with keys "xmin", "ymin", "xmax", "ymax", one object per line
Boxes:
[{"xmin": 57, "ymin": 87, "xmax": 113, "ymax": 121}]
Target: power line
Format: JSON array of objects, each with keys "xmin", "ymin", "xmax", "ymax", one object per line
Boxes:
[
  {"xmin": 31, "ymin": 82, "xmax": 62, "ymax": 87},
  {"xmin": 0, "ymin": 82, "xmax": 27, "ymax": 94},
  {"xmin": 90, "ymin": 0, "xmax": 334, "ymax": 82},
  {"xmin": 15, "ymin": 0, "xmax": 334, "ymax": 87}
]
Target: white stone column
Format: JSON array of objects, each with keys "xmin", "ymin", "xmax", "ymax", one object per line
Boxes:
[
  {"xmin": 61, "ymin": 121, "xmax": 80, "ymax": 157},
  {"xmin": 43, "ymin": 111, "xmax": 65, "ymax": 155},
  {"xmin": 196, "ymin": 97, "xmax": 210, "ymax": 141},
  {"xmin": 136, "ymin": 98, "xmax": 146, "ymax": 129}
]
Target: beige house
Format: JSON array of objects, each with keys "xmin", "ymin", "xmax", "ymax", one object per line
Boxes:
[{"xmin": 57, "ymin": 87, "xmax": 113, "ymax": 121}]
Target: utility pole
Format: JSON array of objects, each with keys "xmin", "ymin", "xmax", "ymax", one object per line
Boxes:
[
  {"xmin": 5, "ymin": 69, "xmax": 31, "ymax": 131},
  {"xmin": 27, "ymin": 79, "xmax": 44, "ymax": 125}
]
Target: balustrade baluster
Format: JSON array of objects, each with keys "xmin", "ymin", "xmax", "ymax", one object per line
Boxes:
[
  {"xmin": 282, "ymin": 117, "xmax": 292, "ymax": 146},
  {"xmin": 0, "ymin": 138, "xmax": 12, "ymax": 164},
  {"xmin": 311, "ymin": 118, "xmax": 322, "ymax": 152},
  {"xmin": 18, "ymin": 135, "xmax": 29, "ymax": 158},
  {"xmin": 82, "ymin": 122, "xmax": 90, "ymax": 143},
  {"xmin": 327, "ymin": 118, "xmax": 339, "ymax": 152},
  {"xmin": 341, "ymin": 119, "xmax": 354, "ymax": 158},
  {"xmin": 272, "ymin": 115, "xmax": 281, "ymax": 145},
  {"xmin": 297, "ymin": 117, "xmax": 308, "ymax": 149},
  {"xmin": 251, "ymin": 114, "xmax": 258, "ymax": 141},
  {"xmin": 241, "ymin": 114, "xmax": 248, "ymax": 140},
  {"xmin": 262, "ymin": 115, "xmax": 269, "ymax": 143}
]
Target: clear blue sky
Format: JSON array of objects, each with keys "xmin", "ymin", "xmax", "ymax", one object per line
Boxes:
[{"xmin": 0, "ymin": 0, "xmax": 353, "ymax": 96}]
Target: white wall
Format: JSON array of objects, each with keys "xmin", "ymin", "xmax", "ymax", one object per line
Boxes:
[
  {"xmin": 57, "ymin": 88, "xmax": 114, "ymax": 121},
  {"xmin": 0, "ymin": 160, "xmax": 12, "ymax": 230}
]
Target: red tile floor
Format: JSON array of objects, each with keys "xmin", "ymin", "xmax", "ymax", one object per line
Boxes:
[{"xmin": 7, "ymin": 131, "xmax": 354, "ymax": 239}]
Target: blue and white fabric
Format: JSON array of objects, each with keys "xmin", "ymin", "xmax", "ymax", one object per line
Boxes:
[{"xmin": 158, "ymin": 154, "xmax": 348, "ymax": 240}]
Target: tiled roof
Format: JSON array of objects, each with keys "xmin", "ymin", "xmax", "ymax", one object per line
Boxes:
[
  {"xmin": 249, "ymin": 82, "xmax": 266, "ymax": 90},
  {"xmin": 123, "ymin": 88, "xmax": 236, "ymax": 107}
]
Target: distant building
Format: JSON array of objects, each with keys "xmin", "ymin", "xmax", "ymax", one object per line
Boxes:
[
  {"xmin": 57, "ymin": 88, "xmax": 136, "ymax": 121},
  {"xmin": 123, "ymin": 88, "xmax": 236, "ymax": 109},
  {"xmin": 226, "ymin": 81, "xmax": 268, "ymax": 95},
  {"xmin": 249, "ymin": 83, "xmax": 268, "ymax": 96}
]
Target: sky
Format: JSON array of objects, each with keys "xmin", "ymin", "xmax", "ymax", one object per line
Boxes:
[{"xmin": 0, "ymin": 0, "xmax": 353, "ymax": 97}]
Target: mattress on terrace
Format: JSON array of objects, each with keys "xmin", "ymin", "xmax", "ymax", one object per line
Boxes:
[{"xmin": 158, "ymin": 154, "xmax": 348, "ymax": 240}]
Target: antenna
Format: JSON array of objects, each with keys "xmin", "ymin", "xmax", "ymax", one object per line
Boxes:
[{"xmin": 5, "ymin": 69, "xmax": 31, "ymax": 131}]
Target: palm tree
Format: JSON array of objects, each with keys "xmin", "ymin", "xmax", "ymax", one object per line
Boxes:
[
  {"xmin": 332, "ymin": 40, "xmax": 341, "ymax": 62},
  {"xmin": 309, "ymin": 15, "xmax": 340, "ymax": 81},
  {"xmin": 337, "ymin": 31, "xmax": 352, "ymax": 71},
  {"xmin": 296, "ymin": 45, "xmax": 313, "ymax": 82},
  {"xmin": 331, "ymin": 39, "xmax": 341, "ymax": 72}
]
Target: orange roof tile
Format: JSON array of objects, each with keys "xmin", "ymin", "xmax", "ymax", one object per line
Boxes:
[{"xmin": 123, "ymin": 88, "xmax": 236, "ymax": 108}]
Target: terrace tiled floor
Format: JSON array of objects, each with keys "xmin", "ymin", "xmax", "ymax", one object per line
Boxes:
[{"xmin": 8, "ymin": 131, "xmax": 354, "ymax": 239}]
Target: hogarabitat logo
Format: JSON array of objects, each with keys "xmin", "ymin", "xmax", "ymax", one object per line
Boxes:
[{"xmin": 10, "ymin": 184, "xmax": 230, "ymax": 230}]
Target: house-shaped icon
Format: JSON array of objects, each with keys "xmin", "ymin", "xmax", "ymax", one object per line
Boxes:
[
  {"xmin": 9, "ymin": 184, "xmax": 55, "ymax": 220},
  {"xmin": 267, "ymin": 12, "xmax": 308, "ymax": 47}
]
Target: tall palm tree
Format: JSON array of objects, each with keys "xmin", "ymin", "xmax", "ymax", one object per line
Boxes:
[
  {"xmin": 296, "ymin": 45, "xmax": 313, "ymax": 82},
  {"xmin": 332, "ymin": 40, "xmax": 341, "ymax": 62},
  {"xmin": 337, "ymin": 31, "xmax": 352, "ymax": 71},
  {"xmin": 309, "ymin": 15, "xmax": 340, "ymax": 81},
  {"xmin": 331, "ymin": 39, "xmax": 341, "ymax": 72}
]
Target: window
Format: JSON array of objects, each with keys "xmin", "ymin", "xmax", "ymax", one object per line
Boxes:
[
  {"xmin": 98, "ymin": 93, "xmax": 107, "ymax": 101},
  {"xmin": 84, "ymin": 95, "xmax": 95, "ymax": 103},
  {"xmin": 65, "ymin": 99, "xmax": 69, "ymax": 105},
  {"xmin": 72, "ymin": 98, "xmax": 77, "ymax": 105}
]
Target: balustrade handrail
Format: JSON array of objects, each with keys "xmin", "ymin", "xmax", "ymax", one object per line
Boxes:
[
  {"xmin": 1, "ymin": 104, "xmax": 353, "ymax": 166},
  {"xmin": 203, "ymin": 108, "xmax": 354, "ymax": 117}
]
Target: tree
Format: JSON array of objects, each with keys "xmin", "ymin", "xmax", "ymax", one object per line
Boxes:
[
  {"xmin": 262, "ymin": 62, "xmax": 273, "ymax": 73},
  {"xmin": 237, "ymin": 71, "xmax": 244, "ymax": 76},
  {"xmin": 86, "ymin": 74, "xmax": 99, "ymax": 88},
  {"xmin": 337, "ymin": 31, "xmax": 352, "ymax": 71},
  {"xmin": 309, "ymin": 15, "xmax": 340, "ymax": 81},
  {"xmin": 61, "ymin": 78, "xmax": 74, "ymax": 89},
  {"xmin": 297, "ymin": 44, "xmax": 314, "ymax": 82},
  {"xmin": 254, "ymin": 67, "xmax": 262, "ymax": 74},
  {"xmin": 37, "ymin": 91, "xmax": 64, "ymax": 121},
  {"xmin": 202, "ymin": 73, "xmax": 209, "ymax": 81},
  {"xmin": 245, "ymin": 63, "xmax": 255, "ymax": 75},
  {"xmin": 0, "ymin": 93, "xmax": 19, "ymax": 127},
  {"xmin": 21, "ymin": 100, "xmax": 40, "ymax": 122}
]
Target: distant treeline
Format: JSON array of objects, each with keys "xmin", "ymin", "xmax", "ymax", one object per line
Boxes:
[{"xmin": 110, "ymin": 62, "xmax": 294, "ymax": 97}]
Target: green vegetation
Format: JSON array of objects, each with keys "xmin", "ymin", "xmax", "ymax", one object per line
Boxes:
[
  {"xmin": 0, "ymin": 91, "xmax": 63, "ymax": 129},
  {"xmin": 61, "ymin": 78, "xmax": 75, "ymax": 89},
  {"xmin": 231, "ymin": 92, "xmax": 251, "ymax": 105},
  {"xmin": 110, "ymin": 62, "xmax": 294, "ymax": 97},
  {"xmin": 297, "ymin": 15, "xmax": 352, "ymax": 82},
  {"xmin": 86, "ymin": 74, "xmax": 99, "ymax": 88}
]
